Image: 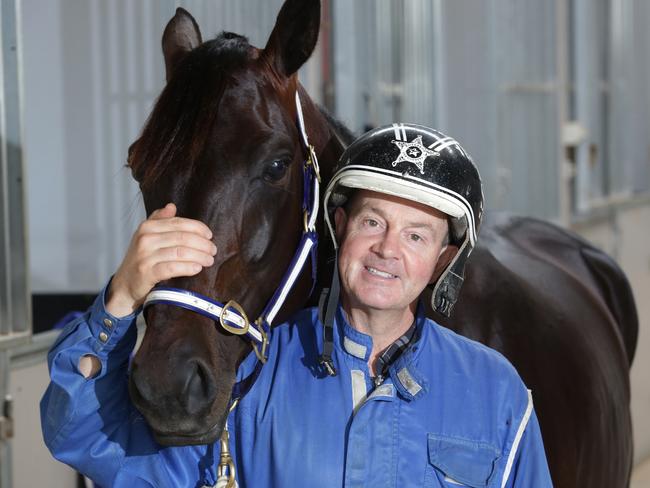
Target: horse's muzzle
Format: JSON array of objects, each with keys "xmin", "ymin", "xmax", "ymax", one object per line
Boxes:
[{"xmin": 128, "ymin": 356, "xmax": 226, "ymax": 445}]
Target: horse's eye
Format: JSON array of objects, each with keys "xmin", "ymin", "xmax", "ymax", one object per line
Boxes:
[{"xmin": 263, "ymin": 159, "xmax": 289, "ymax": 182}]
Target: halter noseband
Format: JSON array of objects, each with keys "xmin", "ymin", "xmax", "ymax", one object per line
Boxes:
[{"xmin": 143, "ymin": 91, "xmax": 320, "ymax": 399}]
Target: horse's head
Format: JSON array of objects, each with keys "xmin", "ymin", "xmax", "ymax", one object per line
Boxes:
[{"xmin": 126, "ymin": 0, "xmax": 334, "ymax": 446}]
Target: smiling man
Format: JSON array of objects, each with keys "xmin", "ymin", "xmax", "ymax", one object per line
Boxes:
[
  {"xmin": 334, "ymin": 191, "xmax": 455, "ymax": 373},
  {"xmin": 229, "ymin": 123, "xmax": 552, "ymax": 486},
  {"xmin": 41, "ymin": 124, "xmax": 552, "ymax": 487}
]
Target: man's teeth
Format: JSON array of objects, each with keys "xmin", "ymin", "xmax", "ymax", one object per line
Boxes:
[{"xmin": 366, "ymin": 267, "xmax": 396, "ymax": 278}]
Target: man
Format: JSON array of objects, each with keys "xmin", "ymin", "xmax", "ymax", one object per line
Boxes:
[{"xmin": 42, "ymin": 124, "xmax": 552, "ymax": 487}]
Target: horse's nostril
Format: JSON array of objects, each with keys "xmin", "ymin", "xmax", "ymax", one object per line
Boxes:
[{"xmin": 184, "ymin": 361, "xmax": 216, "ymax": 415}]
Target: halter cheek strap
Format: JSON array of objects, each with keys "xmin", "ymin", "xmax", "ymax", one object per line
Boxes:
[{"xmin": 143, "ymin": 91, "xmax": 320, "ymax": 401}]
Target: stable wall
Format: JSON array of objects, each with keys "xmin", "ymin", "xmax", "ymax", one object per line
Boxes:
[{"xmin": 10, "ymin": 361, "xmax": 76, "ymax": 487}]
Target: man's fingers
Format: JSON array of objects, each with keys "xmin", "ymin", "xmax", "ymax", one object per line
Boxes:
[
  {"xmin": 151, "ymin": 260, "xmax": 203, "ymax": 282},
  {"xmin": 139, "ymin": 245, "xmax": 215, "ymax": 284},
  {"xmin": 138, "ymin": 231, "xmax": 217, "ymax": 256},
  {"xmin": 139, "ymin": 216, "xmax": 213, "ymax": 240},
  {"xmin": 146, "ymin": 203, "xmax": 212, "ymax": 239},
  {"xmin": 154, "ymin": 246, "xmax": 215, "ymax": 267}
]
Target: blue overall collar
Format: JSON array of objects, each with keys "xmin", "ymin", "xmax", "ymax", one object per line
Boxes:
[{"xmin": 333, "ymin": 303, "xmax": 428, "ymax": 401}]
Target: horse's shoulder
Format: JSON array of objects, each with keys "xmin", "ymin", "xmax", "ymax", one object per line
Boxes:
[
  {"xmin": 472, "ymin": 213, "xmax": 637, "ymax": 364},
  {"xmin": 479, "ymin": 213, "xmax": 623, "ymax": 285}
]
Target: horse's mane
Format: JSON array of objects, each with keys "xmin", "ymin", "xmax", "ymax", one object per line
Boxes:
[{"xmin": 129, "ymin": 32, "xmax": 252, "ymax": 188}]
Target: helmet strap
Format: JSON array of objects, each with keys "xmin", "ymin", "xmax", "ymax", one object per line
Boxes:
[
  {"xmin": 432, "ymin": 238, "xmax": 472, "ymax": 317},
  {"xmin": 318, "ymin": 254, "xmax": 340, "ymax": 376}
]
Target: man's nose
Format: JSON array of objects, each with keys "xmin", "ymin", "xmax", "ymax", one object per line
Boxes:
[{"xmin": 372, "ymin": 229, "xmax": 401, "ymax": 258}]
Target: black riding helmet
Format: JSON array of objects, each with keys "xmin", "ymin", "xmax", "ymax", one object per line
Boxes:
[
  {"xmin": 317, "ymin": 123, "xmax": 483, "ymax": 375},
  {"xmin": 324, "ymin": 123, "xmax": 484, "ymax": 317}
]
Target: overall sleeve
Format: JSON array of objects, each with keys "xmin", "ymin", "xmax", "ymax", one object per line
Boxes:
[
  {"xmin": 502, "ymin": 408, "xmax": 553, "ymax": 487},
  {"xmin": 40, "ymin": 282, "xmax": 215, "ymax": 488}
]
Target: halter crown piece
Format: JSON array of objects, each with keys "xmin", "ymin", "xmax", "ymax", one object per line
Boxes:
[{"xmin": 143, "ymin": 91, "xmax": 320, "ymax": 403}]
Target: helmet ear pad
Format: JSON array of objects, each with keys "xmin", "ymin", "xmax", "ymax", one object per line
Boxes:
[{"xmin": 429, "ymin": 244, "xmax": 459, "ymax": 286}]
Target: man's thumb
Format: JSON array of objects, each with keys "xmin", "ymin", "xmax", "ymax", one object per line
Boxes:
[{"xmin": 150, "ymin": 202, "xmax": 176, "ymax": 220}]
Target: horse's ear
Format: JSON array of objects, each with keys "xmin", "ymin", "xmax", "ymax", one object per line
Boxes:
[
  {"xmin": 162, "ymin": 8, "xmax": 202, "ymax": 82},
  {"xmin": 263, "ymin": 0, "xmax": 321, "ymax": 77}
]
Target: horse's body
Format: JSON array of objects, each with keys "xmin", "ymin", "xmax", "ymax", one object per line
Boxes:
[
  {"xmin": 127, "ymin": 1, "xmax": 637, "ymax": 486},
  {"xmin": 433, "ymin": 213, "xmax": 637, "ymax": 487}
]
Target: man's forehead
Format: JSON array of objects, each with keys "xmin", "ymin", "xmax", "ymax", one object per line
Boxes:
[{"xmin": 350, "ymin": 189, "xmax": 448, "ymax": 223}]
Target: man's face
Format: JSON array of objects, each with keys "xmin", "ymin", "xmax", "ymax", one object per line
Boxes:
[{"xmin": 335, "ymin": 190, "xmax": 453, "ymax": 315}]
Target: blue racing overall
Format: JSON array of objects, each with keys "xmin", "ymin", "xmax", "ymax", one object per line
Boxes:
[{"xmin": 41, "ymin": 284, "xmax": 552, "ymax": 487}]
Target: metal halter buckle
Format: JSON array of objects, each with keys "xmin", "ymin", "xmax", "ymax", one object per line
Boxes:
[{"xmin": 219, "ymin": 300, "xmax": 250, "ymax": 336}]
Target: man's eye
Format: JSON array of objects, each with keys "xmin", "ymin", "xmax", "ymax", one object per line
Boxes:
[
  {"xmin": 364, "ymin": 219, "xmax": 378, "ymax": 227},
  {"xmin": 410, "ymin": 234, "xmax": 422, "ymax": 242}
]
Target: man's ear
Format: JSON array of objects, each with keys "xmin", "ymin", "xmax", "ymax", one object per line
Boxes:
[
  {"xmin": 429, "ymin": 244, "xmax": 459, "ymax": 284},
  {"xmin": 334, "ymin": 207, "xmax": 348, "ymax": 243}
]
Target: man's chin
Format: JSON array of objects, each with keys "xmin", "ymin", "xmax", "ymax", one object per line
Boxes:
[
  {"xmin": 349, "ymin": 293, "xmax": 403, "ymax": 312},
  {"xmin": 346, "ymin": 288, "xmax": 423, "ymax": 315}
]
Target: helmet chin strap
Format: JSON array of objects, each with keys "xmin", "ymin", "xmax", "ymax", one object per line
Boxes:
[{"xmin": 432, "ymin": 237, "xmax": 471, "ymax": 317}]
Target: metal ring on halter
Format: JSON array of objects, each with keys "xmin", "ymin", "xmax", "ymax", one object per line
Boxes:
[
  {"xmin": 219, "ymin": 300, "xmax": 250, "ymax": 336},
  {"xmin": 252, "ymin": 319, "xmax": 269, "ymax": 363},
  {"xmin": 307, "ymin": 144, "xmax": 321, "ymax": 183},
  {"xmin": 303, "ymin": 210, "xmax": 310, "ymax": 232}
]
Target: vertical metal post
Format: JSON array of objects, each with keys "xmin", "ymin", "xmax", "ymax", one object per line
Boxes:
[
  {"xmin": 431, "ymin": 0, "xmax": 447, "ymax": 129},
  {"xmin": 0, "ymin": 0, "xmax": 28, "ymax": 339},
  {"xmin": 0, "ymin": 352, "xmax": 11, "ymax": 488},
  {"xmin": 555, "ymin": 0, "xmax": 571, "ymax": 226},
  {"xmin": 0, "ymin": 0, "xmax": 28, "ymax": 486}
]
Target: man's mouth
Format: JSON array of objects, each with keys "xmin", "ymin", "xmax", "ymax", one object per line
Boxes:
[{"xmin": 365, "ymin": 266, "xmax": 398, "ymax": 279}]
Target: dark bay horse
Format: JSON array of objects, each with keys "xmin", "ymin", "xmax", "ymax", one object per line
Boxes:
[
  {"xmin": 126, "ymin": 1, "xmax": 637, "ymax": 487},
  {"xmin": 127, "ymin": 0, "xmax": 345, "ymax": 446}
]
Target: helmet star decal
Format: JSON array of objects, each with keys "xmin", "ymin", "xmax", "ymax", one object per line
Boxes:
[{"xmin": 391, "ymin": 135, "xmax": 438, "ymax": 174}]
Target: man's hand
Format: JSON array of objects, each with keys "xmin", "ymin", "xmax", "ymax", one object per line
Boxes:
[{"xmin": 105, "ymin": 203, "xmax": 217, "ymax": 318}]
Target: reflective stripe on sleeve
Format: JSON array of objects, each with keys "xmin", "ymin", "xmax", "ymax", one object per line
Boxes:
[{"xmin": 500, "ymin": 389, "xmax": 534, "ymax": 488}]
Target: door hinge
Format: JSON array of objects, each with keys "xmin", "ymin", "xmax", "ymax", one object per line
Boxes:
[{"xmin": 0, "ymin": 395, "xmax": 14, "ymax": 441}]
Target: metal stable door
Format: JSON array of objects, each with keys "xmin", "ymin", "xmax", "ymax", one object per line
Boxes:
[{"xmin": 0, "ymin": 0, "xmax": 30, "ymax": 486}]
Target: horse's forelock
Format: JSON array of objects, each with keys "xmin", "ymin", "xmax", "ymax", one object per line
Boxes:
[{"xmin": 130, "ymin": 32, "xmax": 254, "ymax": 189}]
